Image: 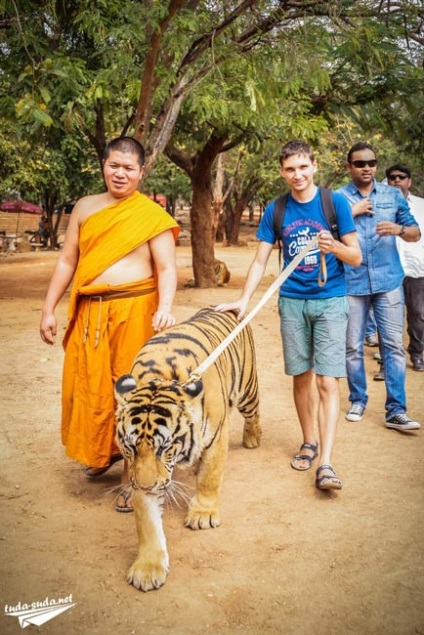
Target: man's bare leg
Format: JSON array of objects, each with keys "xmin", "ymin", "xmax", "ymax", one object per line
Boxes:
[
  {"xmin": 291, "ymin": 370, "xmax": 318, "ymax": 470},
  {"xmin": 315, "ymin": 374, "xmax": 342, "ymax": 488}
]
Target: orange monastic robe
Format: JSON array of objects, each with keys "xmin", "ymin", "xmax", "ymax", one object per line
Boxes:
[{"xmin": 61, "ymin": 192, "xmax": 179, "ymax": 467}]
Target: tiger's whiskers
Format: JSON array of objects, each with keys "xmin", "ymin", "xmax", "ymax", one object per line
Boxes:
[
  {"xmin": 101, "ymin": 478, "xmax": 192, "ymax": 514},
  {"xmin": 164, "ymin": 479, "xmax": 193, "ymax": 512},
  {"xmin": 101, "ymin": 482, "xmax": 133, "ymax": 508},
  {"xmin": 101, "ymin": 482, "xmax": 128, "ymax": 497}
]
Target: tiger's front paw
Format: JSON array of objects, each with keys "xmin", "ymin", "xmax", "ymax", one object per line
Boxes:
[
  {"xmin": 127, "ymin": 552, "xmax": 170, "ymax": 592},
  {"xmin": 185, "ymin": 506, "xmax": 220, "ymax": 530}
]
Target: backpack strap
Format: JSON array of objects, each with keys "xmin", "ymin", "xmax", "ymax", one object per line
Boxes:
[
  {"xmin": 319, "ymin": 187, "xmax": 342, "ymax": 267},
  {"xmin": 319, "ymin": 187, "xmax": 339, "ymax": 241},
  {"xmin": 272, "ymin": 193, "xmax": 288, "ymax": 267}
]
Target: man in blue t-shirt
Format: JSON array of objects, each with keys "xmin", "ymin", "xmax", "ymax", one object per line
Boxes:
[{"xmin": 216, "ymin": 140, "xmax": 361, "ymax": 491}]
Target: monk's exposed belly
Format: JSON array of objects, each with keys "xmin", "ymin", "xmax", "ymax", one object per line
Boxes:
[{"xmin": 92, "ymin": 246, "xmax": 153, "ymax": 286}]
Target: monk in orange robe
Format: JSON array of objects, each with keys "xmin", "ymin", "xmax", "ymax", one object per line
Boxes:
[{"xmin": 40, "ymin": 137, "xmax": 179, "ymax": 511}]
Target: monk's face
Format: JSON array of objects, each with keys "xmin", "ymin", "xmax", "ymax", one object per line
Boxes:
[{"xmin": 103, "ymin": 150, "xmax": 144, "ymax": 199}]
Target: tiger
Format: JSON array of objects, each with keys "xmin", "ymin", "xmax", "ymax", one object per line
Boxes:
[
  {"xmin": 114, "ymin": 306, "xmax": 261, "ymax": 592},
  {"xmin": 184, "ymin": 259, "xmax": 230, "ymax": 287},
  {"xmin": 214, "ymin": 259, "xmax": 231, "ymax": 286}
]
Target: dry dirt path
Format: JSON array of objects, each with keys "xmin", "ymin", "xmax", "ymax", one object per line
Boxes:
[{"xmin": 0, "ymin": 246, "xmax": 423, "ymax": 635}]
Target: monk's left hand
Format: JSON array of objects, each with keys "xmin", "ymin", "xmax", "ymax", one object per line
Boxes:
[{"xmin": 153, "ymin": 310, "xmax": 176, "ymax": 332}]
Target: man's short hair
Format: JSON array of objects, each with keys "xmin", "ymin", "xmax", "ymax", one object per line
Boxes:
[
  {"xmin": 279, "ymin": 140, "xmax": 315, "ymax": 166},
  {"xmin": 385, "ymin": 164, "xmax": 411, "ymax": 179},
  {"xmin": 103, "ymin": 136, "xmax": 145, "ymax": 167},
  {"xmin": 347, "ymin": 142, "xmax": 377, "ymax": 163}
]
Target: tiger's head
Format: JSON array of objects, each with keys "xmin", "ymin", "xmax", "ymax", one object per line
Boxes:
[{"xmin": 114, "ymin": 374, "xmax": 204, "ymax": 493}]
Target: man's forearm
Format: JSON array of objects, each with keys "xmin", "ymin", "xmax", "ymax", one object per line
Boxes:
[
  {"xmin": 42, "ymin": 260, "xmax": 76, "ymax": 315},
  {"xmin": 239, "ymin": 260, "xmax": 267, "ymax": 303},
  {"xmin": 156, "ymin": 269, "xmax": 177, "ymax": 313},
  {"xmin": 399, "ymin": 225, "xmax": 421, "ymax": 242}
]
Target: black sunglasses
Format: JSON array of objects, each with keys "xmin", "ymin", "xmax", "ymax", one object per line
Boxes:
[
  {"xmin": 350, "ymin": 160, "xmax": 378, "ymax": 168},
  {"xmin": 388, "ymin": 174, "xmax": 408, "ymax": 181}
]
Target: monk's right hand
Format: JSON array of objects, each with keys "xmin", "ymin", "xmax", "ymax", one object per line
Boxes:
[{"xmin": 40, "ymin": 314, "xmax": 57, "ymax": 345}]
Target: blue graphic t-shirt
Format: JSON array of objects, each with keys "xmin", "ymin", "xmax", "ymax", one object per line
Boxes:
[{"xmin": 257, "ymin": 188, "xmax": 356, "ymax": 299}]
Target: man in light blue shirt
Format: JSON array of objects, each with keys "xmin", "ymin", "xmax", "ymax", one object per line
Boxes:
[{"xmin": 338, "ymin": 142, "xmax": 421, "ymax": 432}]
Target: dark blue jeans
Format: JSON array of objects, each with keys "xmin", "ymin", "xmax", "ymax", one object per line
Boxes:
[{"xmin": 346, "ymin": 288, "xmax": 406, "ymax": 419}]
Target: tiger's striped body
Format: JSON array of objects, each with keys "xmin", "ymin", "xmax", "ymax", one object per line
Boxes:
[{"xmin": 114, "ymin": 307, "xmax": 261, "ymax": 591}]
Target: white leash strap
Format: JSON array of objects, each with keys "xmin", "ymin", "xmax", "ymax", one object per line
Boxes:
[{"xmin": 191, "ymin": 235, "xmax": 320, "ymax": 379}]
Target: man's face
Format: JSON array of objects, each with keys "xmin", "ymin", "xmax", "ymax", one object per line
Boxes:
[
  {"xmin": 386, "ymin": 170, "xmax": 411, "ymax": 197},
  {"xmin": 103, "ymin": 150, "xmax": 144, "ymax": 199},
  {"xmin": 347, "ymin": 149, "xmax": 377, "ymax": 188},
  {"xmin": 280, "ymin": 153, "xmax": 317, "ymax": 194}
]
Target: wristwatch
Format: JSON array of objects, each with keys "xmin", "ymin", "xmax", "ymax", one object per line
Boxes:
[{"xmin": 399, "ymin": 225, "xmax": 406, "ymax": 236}]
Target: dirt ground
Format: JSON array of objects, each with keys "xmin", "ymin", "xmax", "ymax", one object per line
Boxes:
[{"xmin": 1, "ymin": 231, "xmax": 423, "ymax": 635}]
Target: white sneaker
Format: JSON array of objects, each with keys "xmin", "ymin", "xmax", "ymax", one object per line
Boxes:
[
  {"xmin": 365, "ymin": 335, "xmax": 379, "ymax": 347},
  {"xmin": 385, "ymin": 413, "xmax": 421, "ymax": 431},
  {"xmin": 345, "ymin": 404, "xmax": 365, "ymax": 422}
]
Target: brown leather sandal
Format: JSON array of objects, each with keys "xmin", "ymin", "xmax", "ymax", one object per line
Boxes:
[
  {"xmin": 290, "ymin": 441, "xmax": 318, "ymax": 471},
  {"xmin": 115, "ymin": 489, "xmax": 134, "ymax": 513},
  {"xmin": 315, "ymin": 465, "xmax": 342, "ymax": 490},
  {"xmin": 82, "ymin": 454, "xmax": 123, "ymax": 479}
]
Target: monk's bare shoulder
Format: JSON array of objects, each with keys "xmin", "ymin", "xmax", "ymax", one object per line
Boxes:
[{"xmin": 71, "ymin": 193, "xmax": 115, "ymax": 224}]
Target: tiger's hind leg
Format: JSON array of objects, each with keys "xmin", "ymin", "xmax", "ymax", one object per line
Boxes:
[
  {"xmin": 236, "ymin": 333, "xmax": 261, "ymax": 448},
  {"xmin": 237, "ymin": 383, "xmax": 261, "ymax": 449},
  {"xmin": 242, "ymin": 412, "xmax": 261, "ymax": 449}
]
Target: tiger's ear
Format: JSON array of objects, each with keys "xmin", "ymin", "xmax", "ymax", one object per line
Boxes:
[
  {"xmin": 115, "ymin": 374, "xmax": 137, "ymax": 402},
  {"xmin": 182, "ymin": 378, "xmax": 203, "ymax": 398}
]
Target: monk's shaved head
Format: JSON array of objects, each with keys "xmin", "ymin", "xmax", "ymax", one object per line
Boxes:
[{"xmin": 104, "ymin": 137, "xmax": 145, "ymax": 167}]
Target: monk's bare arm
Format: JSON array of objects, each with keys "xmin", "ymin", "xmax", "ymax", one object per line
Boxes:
[
  {"xmin": 149, "ymin": 229, "xmax": 178, "ymax": 331},
  {"xmin": 40, "ymin": 204, "xmax": 82, "ymax": 344}
]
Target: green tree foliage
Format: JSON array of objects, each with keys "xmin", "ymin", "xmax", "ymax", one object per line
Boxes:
[
  {"xmin": 0, "ymin": 120, "xmax": 100, "ymax": 246},
  {"xmin": 6, "ymin": 1, "xmax": 421, "ymax": 172},
  {"xmin": 1, "ymin": 1, "xmax": 423, "ymax": 276},
  {"xmin": 144, "ymin": 156, "xmax": 191, "ymax": 215}
]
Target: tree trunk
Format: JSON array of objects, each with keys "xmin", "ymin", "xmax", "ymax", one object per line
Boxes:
[
  {"xmin": 212, "ymin": 153, "xmax": 224, "ymax": 242},
  {"xmin": 216, "ymin": 206, "xmax": 226, "ymax": 243},
  {"xmin": 190, "ymin": 135, "xmax": 227, "ymax": 287},
  {"xmin": 167, "ymin": 133, "xmax": 228, "ymax": 287},
  {"xmin": 228, "ymin": 197, "xmax": 246, "ymax": 245},
  {"xmin": 52, "ymin": 207, "xmax": 64, "ymax": 249},
  {"xmin": 166, "ymin": 196, "xmax": 176, "ymax": 217},
  {"xmin": 224, "ymin": 197, "xmax": 234, "ymax": 242},
  {"xmin": 43, "ymin": 191, "xmax": 58, "ymax": 249},
  {"xmin": 228, "ymin": 174, "xmax": 263, "ymax": 244},
  {"xmin": 228, "ymin": 183, "xmax": 258, "ymax": 245},
  {"xmin": 87, "ymin": 101, "xmax": 107, "ymax": 171},
  {"xmin": 190, "ymin": 181, "xmax": 216, "ymax": 287}
]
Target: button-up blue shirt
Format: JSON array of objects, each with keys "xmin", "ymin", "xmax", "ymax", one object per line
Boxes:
[{"xmin": 337, "ymin": 180, "xmax": 419, "ymax": 295}]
